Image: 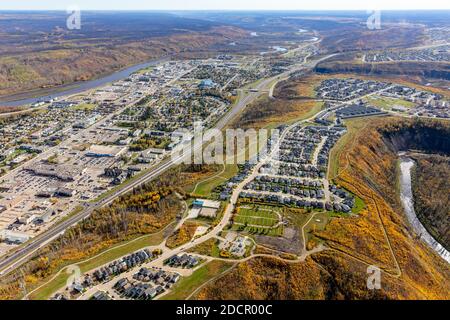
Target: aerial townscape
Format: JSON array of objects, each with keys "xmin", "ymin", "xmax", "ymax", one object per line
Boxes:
[{"xmin": 0, "ymin": 3, "xmax": 448, "ymax": 306}]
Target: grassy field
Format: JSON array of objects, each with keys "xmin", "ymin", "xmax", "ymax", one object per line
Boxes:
[
  {"xmin": 302, "ymin": 211, "xmax": 330, "ymax": 243},
  {"xmin": 352, "ymin": 195, "xmax": 366, "ymax": 214},
  {"xmin": 28, "ymin": 231, "xmax": 167, "ymax": 300},
  {"xmin": 190, "ymin": 164, "xmax": 238, "ymax": 197},
  {"xmin": 133, "ymin": 66, "xmax": 154, "ymax": 75},
  {"xmin": 264, "ymin": 101, "xmax": 323, "ymax": 130},
  {"xmin": 229, "ymin": 222, "xmax": 284, "ymax": 237},
  {"xmin": 70, "ymin": 103, "xmax": 96, "ymax": 111},
  {"xmin": 284, "ymin": 208, "xmax": 316, "ymax": 228},
  {"xmin": 160, "ymin": 260, "xmax": 234, "ymax": 300},
  {"xmin": 234, "ymin": 215, "xmax": 278, "ymax": 227},
  {"xmin": 366, "ymin": 96, "xmax": 415, "ymax": 110},
  {"xmin": 188, "ymin": 238, "xmax": 222, "ymax": 258},
  {"xmin": 328, "ymin": 118, "xmax": 369, "ymax": 179},
  {"xmin": 231, "ymin": 204, "xmax": 284, "ymax": 237},
  {"xmin": 234, "ymin": 206, "xmax": 280, "ymax": 227}
]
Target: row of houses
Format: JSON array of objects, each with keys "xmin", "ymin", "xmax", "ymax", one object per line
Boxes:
[
  {"xmin": 92, "ymin": 249, "xmax": 156, "ymax": 282},
  {"xmin": 260, "ymin": 162, "xmax": 324, "ymax": 179},
  {"xmin": 114, "ymin": 268, "xmax": 181, "ymax": 301},
  {"xmin": 215, "ymin": 161, "xmax": 257, "ymax": 200},
  {"xmin": 114, "ymin": 279, "xmax": 164, "ymax": 300},
  {"xmin": 254, "ymin": 175, "xmax": 323, "ymax": 189},
  {"xmin": 133, "ymin": 267, "xmax": 180, "ymax": 285},
  {"xmin": 316, "ymin": 78, "xmax": 391, "ymax": 102},
  {"xmin": 239, "ymin": 192, "xmax": 327, "ymax": 210},
  {"xmin": 329, "ymin": 185, "xmax": 355, "ymax": 211},
  {"xmin": 164, "ymin": 254, "xmax": 200, "ymax": 269},
  {"xmin": 244, "ymin": 182, "xmax": 325, "ymax": 199}
]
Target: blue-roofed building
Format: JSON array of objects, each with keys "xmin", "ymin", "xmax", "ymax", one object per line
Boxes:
[
  {"xmin": 198, "ymin": 79, "xmax": 217, "ymax": 90},
  {"xmin": 192, "ymin": 200, "xmax": 204, "ymax": 207}
]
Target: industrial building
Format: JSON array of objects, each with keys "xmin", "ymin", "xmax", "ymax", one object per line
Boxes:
[{"xmin": 86, "ymin": 145, "xmax": 126, "ymax": 158}]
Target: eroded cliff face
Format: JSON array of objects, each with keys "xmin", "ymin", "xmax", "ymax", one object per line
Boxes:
[
  {"xmin": 381, "ymin": 121, "xmax": 450, "ymax": 155},
  {"xmin": 410, "ymin": 155, "xmax": 450, "ymax": 250},
  {"xmin": 197, "ymin": 117, "xmax": 450, "ymax": 300},
  {"xmin": 380, "ymin": 120, "xmax": 450, "ymax": 251},
  {"xmin": 315, "ymin": 61, "xmax": 450, "ymax": 81}
]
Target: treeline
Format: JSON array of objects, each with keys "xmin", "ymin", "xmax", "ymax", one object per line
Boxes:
[
  {"xmin": 380, "ymin": 118, "xmax": 450, "ymax": 155},
  {"xmin": 166, "ymin": 222, "xmax": 199, "ymax": 249},
  {"xmin": 129, "ymin": 136, "xmax": 169, "ymax": 151},
  {"xmin": 0, "ymin": 106, "xmax": 25, "ymax": 114},
  {"xmin": 291, "ymin": 116, "xmax": 450, "ymax": 300},
  {"xmin": 136, "ymin": 95, "xmax": 153, "ymax": 106},
  {"xmin": 0, "ymin": 163, "xmax": 223, "ymax": 299},
  {"xmin": 0, "ymin": 168, "xmax": 185, "ymax": 299},
  {"xmin": 412, "ymin": 154, "xmax": 450, "ymax": 250}
]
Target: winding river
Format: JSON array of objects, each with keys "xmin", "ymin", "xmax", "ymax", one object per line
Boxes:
[
  {"xmin": 399, "ymin": 157, "xmax": 450, "ymax": 263},
  {"xmin": 0, "ymin": 57, "xmax": 168, "ymax": 107}
]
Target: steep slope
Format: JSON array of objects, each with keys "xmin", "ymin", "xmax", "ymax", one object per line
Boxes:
[
  {"xmin": 411, "ymin": 155, "xmax": 450, "ymax": 250},
  {"xmin": 197, "ymin": 117, "xmax": 450, "ymax": 300}
]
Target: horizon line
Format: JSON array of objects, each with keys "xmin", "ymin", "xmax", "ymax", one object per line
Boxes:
[{"xmin": 0, "ymin": 9, "xmax": 449, "ymax": 12}]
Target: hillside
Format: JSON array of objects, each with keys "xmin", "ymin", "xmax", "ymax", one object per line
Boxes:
[
  {"xmin": 0, "ymin": 164, "xmax": 220, "ymax": 300},
  {"xmin": 315, "ymin": 59, "xmax": 450, "ymax": 81},
  {"xmin": 0, "ymin": 11, "xmax": 247, "ymax": 99},
  {"xmin": 319, "ymin": 25, "xmax": 426, "ymax": 53},
  {"xmin": 197, "ymin": 117, "xmax": 450, "ymax": 300},
  {"xmin": 411, "ymin": 154, "xmax": 450, "ymax": 250}
]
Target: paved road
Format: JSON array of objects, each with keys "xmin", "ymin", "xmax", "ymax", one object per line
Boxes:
[
  {"xmin": 72, "ymin": 107, "xmax": 328, "ymax": 299},
  {"xmin": 0, "ymin": 51, "xmax": 333, "ymax": 276},
  {"xmin": 0, "ymin": 73, "xmax": 271, "ymax": 276}
]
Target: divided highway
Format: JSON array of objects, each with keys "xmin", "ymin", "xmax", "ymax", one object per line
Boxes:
[{"xmin": 0, "ymin": 52, "xmax": 332, "ymax": 276}]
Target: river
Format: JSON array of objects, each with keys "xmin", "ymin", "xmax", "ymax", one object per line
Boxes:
[
  {"xmin": 399, "ymin": 157, "xmax": 450, "ymax": 263},
  {"xmin": 0, "ymin": 57, "xmax": 168, "ymax": 107}
]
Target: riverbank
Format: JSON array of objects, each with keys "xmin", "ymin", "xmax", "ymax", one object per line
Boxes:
[
  {"xmin": 0, "ymin": 56, "xmax": 169, "ymax": 108},
  {"xmin": 398, "ymin": 156, "xmax": 450, "ymax": 263}
]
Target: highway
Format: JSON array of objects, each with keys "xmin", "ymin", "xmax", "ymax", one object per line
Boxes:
[
  {"xmin": 76, "ymin": 84, "xmax": 331, "ymax": 301},
  {"xmin": 0, "ymin": 51, "xmax": 332, "ymax": 277}
]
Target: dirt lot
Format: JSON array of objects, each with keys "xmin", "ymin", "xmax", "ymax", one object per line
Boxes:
[{"xmin": 254, "ymin": 227, "xmax": 303, "ymax": 255}]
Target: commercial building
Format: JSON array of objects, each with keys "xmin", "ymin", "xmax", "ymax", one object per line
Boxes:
[
  {"xmin": 191, "ymin": 199, "xmax": 221, "ymax": 218},
  {"xmin": 86, "ymin": 145, "xmax": 126, "ymax": 158},
  {"xmin": 25, "ymin": 164, "xmax": 79, "ymax": 182},
  {"xmin": 198, "ymin": 79, "xmax": 217, "ymax": 90},
  {"xmin": 0, "ymin": 230, "xmax": 31, "ymax": 244},
  {"xmin": 17, "ymin": 213, "xmax": 36, "ymax": 225}
]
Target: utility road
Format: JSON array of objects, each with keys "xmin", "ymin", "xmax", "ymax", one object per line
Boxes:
[{"xmin": 0, "ymin": 51, "xmax": 333, "ymax": 276}]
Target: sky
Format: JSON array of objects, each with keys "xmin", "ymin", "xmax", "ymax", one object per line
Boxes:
[{"xmin": 0, "ymin": 0, "xmax": 449, "ymax": 11}]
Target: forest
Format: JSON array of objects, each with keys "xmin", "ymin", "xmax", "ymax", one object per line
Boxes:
[
  {"xmin": 197, "ymin": 117, "xmax": 450, "ymax": 300},
  {"xmin": 411, "ymin": 154, "xmax": 450, "ymax": 250}
]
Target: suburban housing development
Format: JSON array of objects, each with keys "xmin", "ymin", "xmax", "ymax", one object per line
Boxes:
[{"xmin": 0, "ymin": 7, "xmax": 448, "ymax": 304}]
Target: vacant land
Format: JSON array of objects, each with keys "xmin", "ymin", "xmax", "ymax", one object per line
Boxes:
[
  {"xmin": 190, "ymin": 164, "xmax": 238, "ymax": 197},
  {"xmin": 231, "ymin": 94, "xmax": 322, "ymax": 130},
  {"xmin": 366, "ymin": 96, "xmax": 416, "ymax": 110},
  {"xmin": 161, "ymin": 260, "xmax": 234, "ymax": 300}
]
